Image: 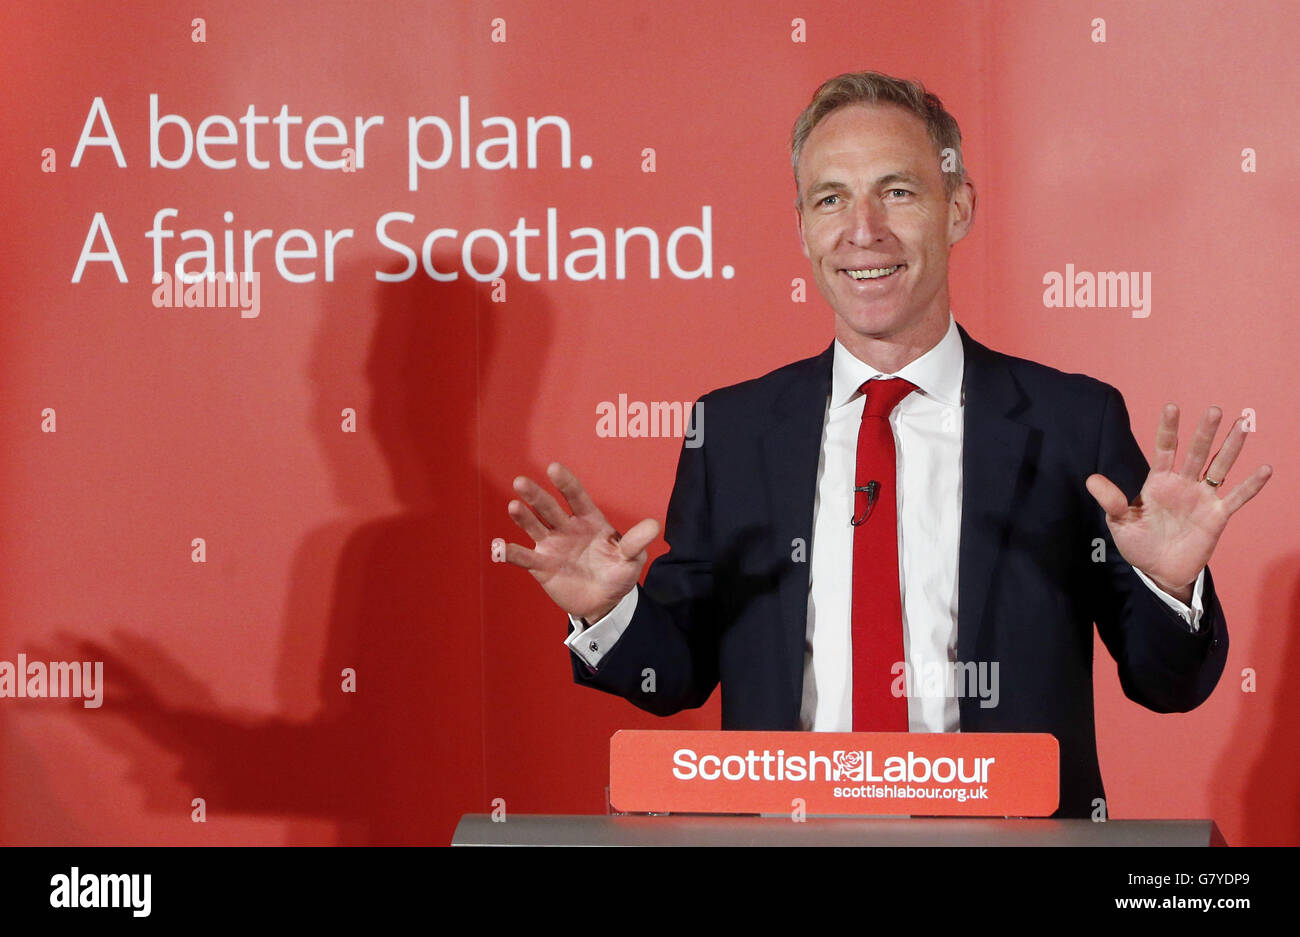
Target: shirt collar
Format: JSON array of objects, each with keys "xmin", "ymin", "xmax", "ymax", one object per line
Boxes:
[{"xmin": 830, "ymin": 312, "xmax": 965, "ymax": 409}]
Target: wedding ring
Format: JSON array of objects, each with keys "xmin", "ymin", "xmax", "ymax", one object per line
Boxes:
[{"xmin": 1203, "ymin": 477, "xmax": 1223, "ymax": 488}]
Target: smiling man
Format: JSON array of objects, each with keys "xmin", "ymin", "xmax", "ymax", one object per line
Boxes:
[
  {"xmin": 504, "ymin": 71, "xmax": 1270, "ymax": 818},
  {"xmin": 794, "ymin": 99, "xmax": 971, "ymax": 374}
]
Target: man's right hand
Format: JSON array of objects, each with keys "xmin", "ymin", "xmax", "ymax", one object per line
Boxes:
[{"xmin": 504, "ymin": 462, "xmax": 660, "ymax": 623}]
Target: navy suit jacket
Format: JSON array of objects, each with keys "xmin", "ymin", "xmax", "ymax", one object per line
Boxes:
[{"xmin": 573, "ymin": 325, "xmax": 1229, "ymax": 818}]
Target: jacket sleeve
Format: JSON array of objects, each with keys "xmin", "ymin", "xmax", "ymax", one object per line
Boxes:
[
  {"xmin": 1086, "ymin": 384, "xmax": 1229, "ymax": 712},
  {"xmin": 570, "ymin": 394, "xmax": 722, "ymax": 715}
]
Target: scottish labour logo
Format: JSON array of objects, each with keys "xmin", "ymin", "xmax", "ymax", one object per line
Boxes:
[{"xmin": 833, "ymin": 750, "xmax": 865, "ymax": 781}]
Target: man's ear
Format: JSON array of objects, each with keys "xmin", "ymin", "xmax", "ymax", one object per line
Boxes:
[
  {"xmin": 795, "ymin": 203, "xmax": 810, "ymax": 258},
  {"xmin": 948, "ymin": 178, "xmax": 976, "ymax": 247}
]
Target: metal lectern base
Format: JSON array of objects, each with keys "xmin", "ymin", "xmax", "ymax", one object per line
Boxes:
[{"xmin": 451, "ymin": 814, "xmax": 1226, "ymax": 846}]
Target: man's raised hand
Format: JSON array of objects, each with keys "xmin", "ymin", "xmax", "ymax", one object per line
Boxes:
[
  {"xmin": 1085, "ymin": 404, "xmax": 1272, "ymax": 602},
  {"xmin": 504, "ymin": 462, "xmax": 660, "ymax": 622}
]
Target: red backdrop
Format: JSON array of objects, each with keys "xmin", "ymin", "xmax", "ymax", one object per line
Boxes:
[{"xmin": 1, "ymin": 0, "xmax": 1296, "ymax": 845}]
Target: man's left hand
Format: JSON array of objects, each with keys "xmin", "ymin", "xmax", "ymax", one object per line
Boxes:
[{"xmin": 1086, "ymin": 404, "xmax": 1272, "ymax": 603}]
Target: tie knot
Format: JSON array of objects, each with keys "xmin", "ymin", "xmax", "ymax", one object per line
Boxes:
[{"xmin": 860, "ymin": 377, "xmax": 917, "ymax": 419}]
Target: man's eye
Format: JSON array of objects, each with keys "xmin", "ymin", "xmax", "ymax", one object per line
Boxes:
[
  {"xmin": 887, "ymin": 188, "xmax": 913, "ymax": 198},
  {"xmin": 819, "ymin": 194, "xmax": 841, "ymax": 207}
]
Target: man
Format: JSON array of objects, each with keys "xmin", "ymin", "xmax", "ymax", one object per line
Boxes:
[{"xmin": 502, "ymin": 72, "xmax": 1271, "ymax": 818}]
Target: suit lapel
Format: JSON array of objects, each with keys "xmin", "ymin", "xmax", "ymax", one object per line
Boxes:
[
  {"xmin": 956, "ymin": 325, "xmax": 1032, "ymax": 667},
  {"xmin": 762, "ymin": 342, "xmax": 834, "ymax": 708},
  {"xmin": 758, "ymin": 329, "xmax": 1032, "ymax": 722}
]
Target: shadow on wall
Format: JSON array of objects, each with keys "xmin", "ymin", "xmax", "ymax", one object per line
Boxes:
[
  {"xmin": 1212, "ymin": 553, "xmax": 1300, "ymax": 846},
  {"xmin": 36, "ymin": 252, "xmax": 554, "ymax": 844}
]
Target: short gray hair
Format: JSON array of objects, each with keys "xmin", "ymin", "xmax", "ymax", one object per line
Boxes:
[{"xmin": 791, "ymin": 71, "xmax": 968, "ymax": 202}]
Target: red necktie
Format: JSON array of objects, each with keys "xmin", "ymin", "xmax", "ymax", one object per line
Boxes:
[{"xmin": 851, "ymin": 377, "xmax": 917, "ymax": 731}]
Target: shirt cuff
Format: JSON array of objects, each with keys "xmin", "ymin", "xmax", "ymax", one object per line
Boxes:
[
  {"xmin": 1132, "ymin": 566, "xmax": 1206, "ymax": 633},
  {"xmin": 564, "ymin": 588, "xmax": 639, "ymax": 669}
]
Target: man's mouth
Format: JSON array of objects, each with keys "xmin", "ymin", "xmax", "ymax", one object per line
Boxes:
[{"xmin": 843, "ymin": 264, "xmax": 904, "ymax": 280}]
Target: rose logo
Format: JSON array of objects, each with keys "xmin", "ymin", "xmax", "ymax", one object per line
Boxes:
[{"xmin": 833, "ymin": 750, "xmax": 864, "ymax": 781}]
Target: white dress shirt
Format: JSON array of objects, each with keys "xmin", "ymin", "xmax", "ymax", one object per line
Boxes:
[{"xmin": 566, "ymin": 314, "xmax": 1205, "ymax": 732}]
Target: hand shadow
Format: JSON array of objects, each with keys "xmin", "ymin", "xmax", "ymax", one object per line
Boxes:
[{"xmin": 33, "ymin": 253, "xmax": 552, "ymax": 844}]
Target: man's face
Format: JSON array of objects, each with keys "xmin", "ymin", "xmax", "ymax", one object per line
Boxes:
[{"xmin": 795, "ymin": 103, "xmax": 974, "ymax": 353}]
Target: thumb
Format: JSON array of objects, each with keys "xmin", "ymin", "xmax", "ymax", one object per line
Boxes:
[
  {"xmin": 1085, "ymin": 473, "xmax": 1129, "ymax": 520},
  {"xmin": 618, "ymin": 518, "xmax": 661, "ymax": 559}
]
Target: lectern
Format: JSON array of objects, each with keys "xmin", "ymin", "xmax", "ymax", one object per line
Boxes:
[
  {"xmin": 453, "ymin": 731, "xmax": 1225, "ymax": 846},
  {"xmin": 452, "ymin": 814, "xmax": 1225, "ymax": 846}
]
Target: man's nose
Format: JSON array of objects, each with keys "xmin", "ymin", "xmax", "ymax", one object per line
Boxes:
[{"xmin": 844, "ymin": 198, "xmax": 887, "ymax": 245}]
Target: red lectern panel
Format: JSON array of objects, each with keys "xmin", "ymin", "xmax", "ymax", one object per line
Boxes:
[{"xmin": 610, "ymin": 730, "xmax": 1059, "ymax": 817}]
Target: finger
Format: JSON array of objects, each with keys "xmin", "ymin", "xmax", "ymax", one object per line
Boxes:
[
  {"xmin": 617, "ymin": 518, "xmax": 661, "ymax": 558},
  {"xmin": 1151, "ymin": 403, "xmax": 1179, "ymax": 473},
  {"xmin": 507, "ymin": 499, "xmax": 549, "ymax": 543},
  {"xmin": 1221, "ymin": 464, "xmax": 1273, "ymax": 515},
  {"xmin": 1178, "ymin": 406, "xmax": 1222, "ymax": 480},
  {"xmin": 1085, "ymin": 473, "xmax": 1129, "ymax": 519},
  {"xmin": 70, "ymin": 642, "xmax": 155, "ymax": 700},
  {"xmin": 503, "ymin": 542, "xmax": 557, "ymax": 572},
  {"xmin": 512, "ymin": 474, "xmax": 570, "ymax": 529},
  {"xmin": 73, "ymin": 640, "xmax": 136, "ymax": 676},
  {"xmin": 1202, "ymin": 417, "xmax": 1247, "ymax": 485},
  {"xmin": 548, "ymin": 462, "xmax": 606, "ymax": 523}
]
